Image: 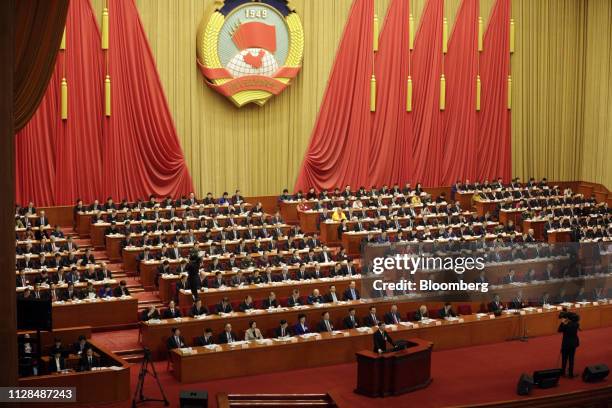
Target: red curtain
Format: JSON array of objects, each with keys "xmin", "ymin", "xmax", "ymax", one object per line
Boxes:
[
  {"xmin": 477, "ymin": 0, "xmax": 511, "ymax": 181},
  {"xmin": 409, "ymin": 0, "xmax": 444, "ymax": 186},
  {"xmin": 55, "ymin": 0, "xmax": 105, "ymax": 204},
  {"xmin": 15, "ymin": 70, "xmax": 60, "ymax": 206},
  {"xmin": 14, "ymin": 0, "xmax": 69, "ymax": 131},
  {"xmin": 441, "ymin": 0, "xmax": 479, "ymax": 184},
  {"xmin": 15, "ymin": 0, "xmax": 193, "ymax": 206},
  {"xmin": 103, "ymin": 0, "xmax": 193, "ymax": 200},
  {"xmin": 369, "ymin": 0, "xmax": 412, "ymax": 186},
  {"xmin": 294, "ymin": 0, "xmax": 373, "ymax": 192},
  {"xmin": 295, "ymin": 0, "xmax": 511, "ymax": 191},
  {"xmin": 16, "ymin": 0, "xmax": 105, "ymax": 206}
]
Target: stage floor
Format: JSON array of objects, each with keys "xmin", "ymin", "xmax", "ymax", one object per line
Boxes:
[{"xmin": 98, "ymin": 326, "xmax": 612, "ymax": 408}]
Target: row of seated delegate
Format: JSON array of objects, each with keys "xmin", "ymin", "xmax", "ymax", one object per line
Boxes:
[{"xmin": 157, "ymin": 294, "xmax": 611, "ymax": 352}]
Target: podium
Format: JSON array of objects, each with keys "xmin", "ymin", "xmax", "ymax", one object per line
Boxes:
[{"xmin": 355, "ymin": 338, "xmax": 432, "ymax": 397}]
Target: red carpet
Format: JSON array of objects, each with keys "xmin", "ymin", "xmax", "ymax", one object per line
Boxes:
[
  {"xmin": 89, "ymin": 326, "xmax": 611, "ymax": 408},
  {"xmin": 92, "ymin": 329, "xmax": 141, "ymax": 351}
]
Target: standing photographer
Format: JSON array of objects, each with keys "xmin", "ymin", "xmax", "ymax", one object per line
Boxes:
[
  {"xmin": 558, "ymin": 311, "xmax": 580, "ymax": 378},
  {"xmin": 187, "ymin": 252, "xmax": 201, "ymax": 302}
]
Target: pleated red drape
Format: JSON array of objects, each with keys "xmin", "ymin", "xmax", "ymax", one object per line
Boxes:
[
  {"xmin": 295, "ymin": 0, "xmax": 511, "ymax": 192},
  {"xmin": 478, "ymin": 0, "xmax": 511, "ymax": 181},
  {"xmin": 442, "ymin": 0, "xmax": 479, "ymax": 184},
  {"xmin": 16, "ymin": 0, "xmax": 106, "ymax": 206},
  {"xmin": 55, "ymin": 0, "xmax": 104, "ymax": 204},
  {"xmin": 15, "ymin": 70, "xmax": 59, "ymax": 206},
  {"xmin": 15, "ymin": 0, "xmax": 193, "ymax": 206},
  {"xmin": 294, "ymin": 0, "xmax": 373, "ymax": 191},
  {"xmin": 369, "ymin": 0, "xmax": 412, "ymax": 186},
  {"xmin": 103, "ymin": 0, "xmax": 193, "ymax": 200},
  {"xmin": 410, "ymin": 0, "xmax": 444, "ymax": 186}
]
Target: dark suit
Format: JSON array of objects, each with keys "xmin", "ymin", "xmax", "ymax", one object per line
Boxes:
[
  {"xmin": 307, "ymin": 295, "xmax": 323, "ymax": 305},
  {"xmin": 190, "ymin": 305, "xmax": 208, "ymax": 317},
  {"xmin": 510, "ymin": 297, "xmax": 526, "ymax": 310},
  {"xmin": 216, "ymin": 303, "xmax": 233, "ymax": 314},
  {"xmin": 287, "ymin": 296, "xmax": 302, "ymax": 307},
  {"xmin": 79, "ymin": 355, "xmax": 99, "ymax": 371},
  {"xmin": 49, "ymin": 356, "xmax": 66, "ymax": 372},
  {"xmin": 384, "ymin": 311, "xmax": 402, "ymax": 324},
  {"xmin": 163, "ymin": 308, "xmax": 182, "ymax": 319},
  {"xmin": 275, "ymin": 326, "xmax": 292, "ymax": 338},
  {"xmin": 62, "ymin": 288, "xmax": 81, "ymax": 301},
  {"xmin": 558, "ymin": 320, "xmax": 580, "ymax": 376},
  {"xmin": 363, "ymin": 313, "xmax": 380, "ymax": 327},
  {"xmin": 373, "ymin": 329, "xmax": 394, "ymax": 353},
  {"xmin": 217, "ymin": 331, "xmax": 237, "ymax": 344},
  {"xmin": 343, "ymin": 288, "xmax": 360, "ymax": 301},
  {"xmin": 262, "ymin": 298, "xmax": 278, "ymax": 308},
  {"xmin": 317, "ymin": 319, "xmax": 334, "ymax": 332},
  {"xmin": 196, "ymin": 335, "xmax": 215, "ymax": 346},
  {"xmin": 343, "ymin": 314, "xmax": 360, "ymax": 329},
  {"xmin": 167, "ymin": 335, "xmax": 185, "ymax": 349},
  {"xmin": 141, "ymin": 309, "xmax": 160, "ymax": 321},
  {"xmin": 293, "ymin": 322, "xmax": 310, "ymax": 335},
  {"xmin": 438, "ymin": 307, "xmax": 457, "ymax": 318},
  {"xmin": 488, "ymin": 300, "xmax": 504, "ymax": 313},
  {"xmin": 113, "ymin": 286, "xmax": 130, "ymax": 297},
  {"xmin": 414, "ymin": 310, "xmax": 429, "ymax": 321}
]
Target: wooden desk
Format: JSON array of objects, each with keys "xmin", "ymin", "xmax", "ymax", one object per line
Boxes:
[
  {"xmin": 298, "ymin": 210, "xmax": 320, "ymax": 234},
  {"xmin": 355, "ymin": 338, "xmax": 432, "ymax": 397},
  {"xmin": 280, "ymin": 201, "xmax": 300, "ymax": 224},
  {"xmin": 320, "ymin": 221, "xmax": 341, "ymax": 245},
  {"xmin": 547, "ymin": 229, "xmax": 572, "ymax": 243},
  {"xmin": 75, "ymin": 213, "xmax": 93, "ymax": 236},
  {"xmin": 456, "ymin": 192, "xmax": 475, "ymax": 210},
  {"xmin": 52, "ymin": 297, "xmax": 138, "ymax": 329},
  {"xmin": 138, "ymin": 246, "xmax": 311, "ymax": 289},
  {"xmin": 340, "ymin": 222, "xmax": 497, "ymax": 257},
  {"xmin": 18, "ymin": 340, "xmax": 130, "ymax": 405},
  {"xmin": 106, "ymin": 234, "xmax": 123, "ymax": 261},
  {"xmin": 499, "ymin": 209, "xmax": 523, "ymax": 226},
  {"xmin": 168, "ymin": 303, "xmax": 611, "ymax": 383},
  {"xmin": 177, "ymin": 275, "xmax": 357, "ymax": 307},
  {"xmin": 168, "ymin": 313, "xmax": 515, "ymax": 383},
  {"xmin": 123, "ymin": 229, "xmax": 294, "ymax": 273},
  {"xmin": 523, "ymin": 219, "xmax": 546, "ymax": 240},
  {"xmin": 158, "ymin": 262, "xmax": 338, "ymax": 303},
  {"xmin": 474, "ymin": 200, "xmax": 500, "ymax": 217},
  {"xmin": 141, "ymin": 273, "xmax": 612, "ymax": 361},
  {"xmin": 142, "ymin": 300, "xmax": 441, "ymax": 360}
]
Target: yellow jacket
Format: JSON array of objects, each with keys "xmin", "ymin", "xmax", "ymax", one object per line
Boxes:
[{"xmin": 332, "ymin": 210, "xmax": 347, "ymax": 222}]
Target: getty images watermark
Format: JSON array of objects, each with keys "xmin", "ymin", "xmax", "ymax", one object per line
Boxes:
[
  {"xmin": 359, "ymin": 241, "xmax": 609, "ymax": 303},
  {"xmin": 370, "ymin": 253, "xmax": 489, "ymax": 293}
]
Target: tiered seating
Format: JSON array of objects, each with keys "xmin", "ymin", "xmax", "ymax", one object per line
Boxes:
[
  {"xmin": 15, "ymin": 182, "xmax": 611, "ymax": 362},
  {"xmin": 281, "ymin": 181, "xmax": 609, "ymax": 255}
]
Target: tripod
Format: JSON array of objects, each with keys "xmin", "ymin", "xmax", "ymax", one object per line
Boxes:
[{"xmin": 132, "ymin": 348, "xmax": 169, "ymax": 407}]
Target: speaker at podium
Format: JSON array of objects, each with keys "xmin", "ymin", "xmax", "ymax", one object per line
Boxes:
[{"xmin": 355, "ymin": 338, "xmax": 433, "ymax": 397}]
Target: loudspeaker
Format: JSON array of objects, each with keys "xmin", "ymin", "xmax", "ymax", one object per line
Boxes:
[
  {"xmin": 533, "ymin": 369, "xmax": 562, "ymax": 389},
  {"xmin": 179, "ymin": 390, "xmax": 208, "ymax": 408},
  {"xmin": 582, "ymin": 364, "xmax": 609, "ymax": 382},
  {"xmin": 516, "ymin": 373, "xmax": 533, "ymax": 396}
]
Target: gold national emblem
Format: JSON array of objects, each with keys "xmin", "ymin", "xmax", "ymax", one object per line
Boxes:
[{"xmin": 197, "ymin": 0, "xmax": 304, "ymax": 107}]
